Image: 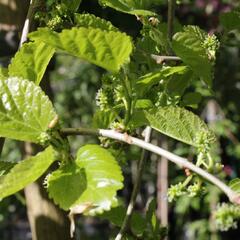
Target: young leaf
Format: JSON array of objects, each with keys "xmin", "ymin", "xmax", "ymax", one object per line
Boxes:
[
  {"xmin": 8, "ymin": 42, "xmax": 55, "ymax": 85},
  {"xmin": 29, "ymin": 27, "xmax": 133, "ymax": 72},
  {"xmin": 47, "ymin": 144, "xmax": 123, "ymax": 214},
  {"xmin": 144, "ymin": 106, "xmax": 216, "ymax": 147},
  {"xmin": 0, "ymin": 77, "xmax": 57, "ymax": 143},
  {"xmin": 74, "ymin": 13, "xmax": 118, "ymax": 31},
  {"xmin": 229, "ymin": 178, "xmax": 240, "ymax": 193},
  {"xmin": 99, "ymin": 0, "xmax": 156, "ymax": 16},
  {"xmin": 0, "ymin": 146, "xmax": 55, "ymax": 199},
  {"xmin": 172, "ymin": 26, "xmax": 212, "ymax": 86}
]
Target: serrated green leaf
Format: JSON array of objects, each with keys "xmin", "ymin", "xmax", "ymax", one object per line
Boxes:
[
  {"xmin": 47, "ymin": 145, "xmax": 123, "ymax": 213},
  {"xmin": 8, "ymin": 42, "xmax": 55, "ymax": 85},
  {"xmin": 144, "ymin": 106, "xmax": 216, "ymax": 147},
  {"xmin": 99, "ymin": 0, "xmax": 156, "ymax": 16},
  {"xmin": 47, "ymin": 163, "xmax": 87, "ymax": 210},
  {"xmin": 74, "ymin": 13, "xmax": 118, "ymax": 31},
  {"xmin": 0, "ymin": 146, "xmax": 55, "ymax": 199},
  {"xmin": 220, "ymin": 11, "xmax": 240, "ymax": 31},
  {"xmin": 172, "ymin": 26, "xmax": 212, "ymax": 86},
  {"xmin": 0, "ymin": 77, "xmax": 57, "ymax": 143},
  {"xmin": 29, "ymin": 27, "xmax": 133, "ymax": 72},
  {"xmin": 229, "ymin": 178, "xmax": 240, "ymax": 193}
]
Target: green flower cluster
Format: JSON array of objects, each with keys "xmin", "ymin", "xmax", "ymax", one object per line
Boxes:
[{"xmin": 215, "ymin": 203, "xmax": 240, "ymax": 231}]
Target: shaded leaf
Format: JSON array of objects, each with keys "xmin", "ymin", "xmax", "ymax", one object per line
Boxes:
[
  {"xmin": 0, "ymin": 161, "xmax": 15, "ymax": 176},
  {"xmin": 136, "ymin": 66, "xmax": 188, "ymax": 96},
  {"xmin": 144, "ymin": 106, "xmax": 216, "ymax": 147},
  {"xmin": 0, "ymin": 147, "xmax": 55, "ymax": 199},
  {"xmin": 220, "ymin": 11, "xmax": 240, "ymax": 31},
  {"xmin": 172, "ymin": 26, "xmax": 212, "ymax": 86},
  {"xmin": 0, "ymin": 77, "xmax": 57, "ymax": 143},
  {"xmin": 62, "ymin": 0, "xmax": 82, "ymax": 12},
  {"xmin": 8, "ymin": 42, "xmax": 55, "ymax": 85},
  {"xmin": 29, "ymin": 27, "xmax": 133, "ymax": 72}
]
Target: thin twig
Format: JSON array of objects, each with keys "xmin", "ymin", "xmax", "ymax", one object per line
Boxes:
[
  {"xmin": 151, "ymin": 54, "xmax": 181, "ymax": 64},
  {"xmin": 60, "ymin": 128, "xmax": 240, "ymax": 204},
  {"xmin": 115, "ymin": 127, "xmax": 152, "ymax": 240}
]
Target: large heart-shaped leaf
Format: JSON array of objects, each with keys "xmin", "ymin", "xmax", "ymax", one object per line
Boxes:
[
  {"xmin": 0, "ymin": 77, "xmax": 57, "ymax": 143},
  {"xmin": 0, "ymin": 146, "xmax": 55, "ymax": 199},
  {"xmin": 8, "ymin": 42, "xmax": 55, "ymax": 85},
  {"xmin": 144, "ymin": 107, "xmax": 216, "ymax": 147},
  {"xmin": 47, "ymin": 145, "xmax": 123, "ymax": 214},
  {"xmin": 29, "ymin": 27, "xmax": 133, "ymax": 72}
]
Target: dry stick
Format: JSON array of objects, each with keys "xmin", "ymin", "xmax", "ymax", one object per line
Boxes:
[
  {"xmin": 60, "ymin": 128, "xmax": 240, "ymax": 204},
  {"xmin": 115, "ymin": 127, "xmax": 152, "ymax": 240}
]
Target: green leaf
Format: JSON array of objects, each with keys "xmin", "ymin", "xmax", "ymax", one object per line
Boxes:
[
  {"xmin": 0, "ymin": 146, "xmax": 55, "ymax": 199},
  {"xmin": 47, "ymin": 145, "xmax": 123, "ymax": 213},
  {"xmin": 99, "ymin": 0, "xmax": 156, "ymax": 16},
  {"xmin": 229, "ymin": 178, "xmax": 240, "ymax": 194},
  {"xmin": 135, "ymin": 99, "xmax": 154, "ymax": 109},
  {"xmin": 0, "ymin": 77, "xmax": 57, "ymax": 143},
  {"xmin": 0, "ymin": 161, "xmax": 15, "ymax": 176},
  {"xmin": 172, "ymin": 26, "xmax": 212, "ymax": 86},
  {"xmin": 131, "ymin": 212, "xmax": 146, "ymax": 236},
  {"xmin": 29, "ymin": 27, "xmax": 133, "ymax": 72},
  {"xmin": 182, "ymin": 92, "xmax": 202, "ymax": 107},
  {"xmin": 74, "ymin": 13, "xmax": 118, "ymax": 31},
  {"xmin": 97, "ymin": 205, "xmax": 126, "ymax": 226},
  {"xmin": 0, "ymin": 67, "xmax": 8, "ymax": 79},
  {"xmin": 62, "ymin": 0, "xmax": 82, "ymax": 12},
  {"xmin": 136, "ymin": 66, "xmax": 188, "ymax": 96},
  {"xmin": 166, "ymin": 68, "xmax": 193, "ymax": 97},
  {"xmin": 220, "ymin": 11, "xmax": 240, "ymax": 31},
  {"xmin": 144, "ymin": 106, "xmax": 216, "ymax": 147},
  {"xmin": 8, "ymin": 42, "xmax": 55, "ymax": 85}
]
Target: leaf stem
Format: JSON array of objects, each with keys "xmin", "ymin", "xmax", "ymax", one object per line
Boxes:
[
  {"xmin": 114, "ymin": 127, "xmax": 152, "ymax": 240},
  {"xmin": 167, "ymin": 0, "xmax": 176, "ymax": 41},
  {"xmin": 60, "ymin": 128, "xmax": 240, "ymax": 204}
]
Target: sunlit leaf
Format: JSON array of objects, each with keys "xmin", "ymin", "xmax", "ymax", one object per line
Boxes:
[
  {"xmin": 0, "ymin": 77, "xmax": 57, "ymax": 143},
  {"xmin": 0, "ymin": 147, "xmax": 55, "ymax": 199},
  {"xmin": 29, "ymin": 27, "xmax": 133, "ymax": 72}
]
